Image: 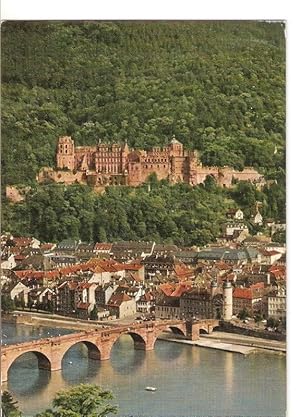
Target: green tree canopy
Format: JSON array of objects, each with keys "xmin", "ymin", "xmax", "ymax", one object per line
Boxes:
[
  {"xmin": 1, "ymin": 390, "xmax": 22, "ymax": 417},
  {"xmin": 35, "ymin": 384, "xmax": 118, "ymax": 417}
]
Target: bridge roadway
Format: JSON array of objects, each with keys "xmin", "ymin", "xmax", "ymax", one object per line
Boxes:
[{"xmin": 1, "ymin": 319, "xmax": 219, "ymax": 383}]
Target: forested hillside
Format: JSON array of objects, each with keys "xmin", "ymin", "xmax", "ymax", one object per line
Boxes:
[
  {"xmin": 1, "ymin": 21, "xmax": 286, "ymax": 244},
  {"xmin": 0, "ymin": 177, "xmax": 285, "ymax": 246},
  {"xmin": 2, "ymin": 21, "xmax": 285, "ymax": 185}
]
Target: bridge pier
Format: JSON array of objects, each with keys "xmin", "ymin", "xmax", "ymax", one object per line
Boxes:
[
  {"xmin": 50, "ymin": 354, "xmax": 62, "ymax": 372},
  {"xmin": 185, "ymin": 321, "xmax": 200, "ymax": 341},
  {"xmin": 134, "ymin": 339, "xmax": 156, "ymax": 351}
]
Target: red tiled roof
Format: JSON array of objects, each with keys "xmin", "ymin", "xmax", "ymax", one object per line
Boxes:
[
  {"xmin": 40, "ymin": 243, "xmax": 56, "ymax": 250},
  {"xmin": 15, "ymin": 270, "xmax": 60, "ymax": 281},
  {"xmin": 14, "ymin": 254, "xmax": 26, "ymax": 261},
  {"xmin": 250, "ymin": 282, "xmax": 265, "ymax": 289},
  {"xmin": 15, "ymin": 270, "xmax": 43, "ymax": 280},
  {"xmin": 76, "ymin": 302, "xmax": 90, "ymax": 310},
  {"xmin": 94, "ymin": 243, "xmax": 112, "ymax": 250},
  {"xmin": 215, "ymin": 261, "xmax": 232, "ymax": 271},
  {"xmin": 233, "ymin": 288, "xmax": 253, "ymax": 299},
  {"xmin": 233, "ymin": 287, "xmax": 263, "ymax": 300},
  {"xmin": 267, "ymin": 250, "xmax": 281, "ymax": 256},
  {"xmin": 14, "ymin": 270, "xmax": 30, "ymax": 279},
  {"xmin": 86, "ymin": 258, "xmax": 125, "ymax": 273},
  {"xmin": 13, "ymin": 237, "xmax": 33, "ymax": 246},
  {"xmin": 76, "ymin": 282, "xmax": 94, "ymax": 289},
  {"xmin": 107, "ymin": 293, "xmax": 132, "ymax": 306},
  {"xmin": 171, "ymin": 283, "xmax": 192, "ymax": 297},
  {"xmin": 268, "ymin": 265, "xmax": 285, "ymax": 273},
  {"xmin": 174, "ymin": 264, "xmax": 194, "ymax": 280},
  {"xmin": 159, "ymin": 283, "xmax": 175, "ymax": 297},
  {"xmin": 127, "ymin": 272, "xmax": 142, "ymax": 282},
  {"xmin": 10, "ymin": 247, "xmax": 22, "ymax": 255},
  {"xmin": 44, "ymin": 270, "xmax": 60, "ymax": 279}
]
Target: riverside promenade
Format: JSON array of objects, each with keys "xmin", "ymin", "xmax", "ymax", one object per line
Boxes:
[{"xmin": 158, "ymin": 331, "xmax": 286, "ymax": 355}]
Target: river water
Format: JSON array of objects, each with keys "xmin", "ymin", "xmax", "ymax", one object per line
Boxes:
[{"xmin": 2, "ymin": 323, "xmax": 286, "ymax": 417}]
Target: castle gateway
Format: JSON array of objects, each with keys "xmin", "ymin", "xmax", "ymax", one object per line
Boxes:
[{"xmin": 37, "ymin": 136, "xmax": 264, "ymax": 189}]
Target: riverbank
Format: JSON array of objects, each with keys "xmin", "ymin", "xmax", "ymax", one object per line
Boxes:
[
  {"xmin": 158, "ymin": 334, "xmax": 257, "ymax": 354},
  {"xmin": 1, "ymin": 311, "xmax": 111, "ymax": 331},
  {"xmin": 158, "ymin": 331, "xmax": 286, "ymax": 355}
]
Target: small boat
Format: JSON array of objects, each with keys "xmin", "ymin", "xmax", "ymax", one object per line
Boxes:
[{"xmin": 145, "ymin": 386, "xmax": 157, "ymax": 392}]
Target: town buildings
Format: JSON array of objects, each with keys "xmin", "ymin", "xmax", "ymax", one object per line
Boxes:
[
  {"xmin": 266, "ymin": 284, "xmax": 286, "ymax": 320},
  {"xmin": 1, "ymin": 233, "xmax": 286, "ymax": 324}
]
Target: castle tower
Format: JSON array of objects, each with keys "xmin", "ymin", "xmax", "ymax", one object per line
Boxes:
[
  {"xmin": 56, "ymin": 136, "xmax": 75, "ymax": 170},
  {"xmin": 223, "ymin": 280, "xmax": 233, "ymax": 321},
  {"xmin": 168, "ymin": 135, "xmax": 183, "ymax": 157},
  {"xmin": 121, "ymin": 139, "xmax": 129, "ymax": 171}
]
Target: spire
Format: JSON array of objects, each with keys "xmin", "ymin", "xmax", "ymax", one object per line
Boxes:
[
  {"xmin": 123, "ymin": 138, "xmax": 129, "ymax": 151},
  {"xmin": 170, "ymin": 135, "xmax": 182, "ymax": 145}
]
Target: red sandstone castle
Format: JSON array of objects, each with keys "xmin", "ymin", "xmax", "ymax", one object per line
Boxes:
[{"xmin": 37, "ymin": 136, "xmax": 264, "ymax": 189}]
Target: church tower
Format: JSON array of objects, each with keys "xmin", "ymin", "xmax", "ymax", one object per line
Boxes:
[
  {"xmin": 223, "ymin": 280, "xmax": 233, "ymax": 321},
  {"xmin": 56, "ymin": 136, "xmax": 75, "ymax": 170}
]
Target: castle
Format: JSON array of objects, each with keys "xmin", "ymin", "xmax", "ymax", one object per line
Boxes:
[{"xmin": 37, "ymin": 136, "xmax": 264, "ymax": 189}]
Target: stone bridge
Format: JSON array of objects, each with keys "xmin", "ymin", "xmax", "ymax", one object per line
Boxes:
[{"xmin": 1, "ymin": 319, "xmax": 219, "ymax": 382}]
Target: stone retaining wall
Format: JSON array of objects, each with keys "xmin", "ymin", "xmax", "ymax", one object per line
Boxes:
[{"xmin": 220, "ymin": 321, "xmax": 286, "ymax": 341}]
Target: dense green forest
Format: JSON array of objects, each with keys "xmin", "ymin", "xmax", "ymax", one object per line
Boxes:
[
  {"xmin": 1, "ymin": 177, "xmax": 285, "ymax": 246},
  {"xmin": 1, "ymin": 21, "xmax": 286, "ymax": 244}
]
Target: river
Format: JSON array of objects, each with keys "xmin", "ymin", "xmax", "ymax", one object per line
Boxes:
[{"xmin": 2, "ymin": 323, "xmax": 286, "ymax": 417}]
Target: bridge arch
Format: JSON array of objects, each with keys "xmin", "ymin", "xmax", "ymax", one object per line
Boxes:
[
  {"xmin": 6, "ymin": 350, "xmax": 52, "ymax": 381},
  {"xmin": 149, "ymin": 323, "xmax": 187, "ymax": 349},
  {"xmin": 110, "ymin": 330, "xmax": 148, "ymax": 352},
  {"xmin": 199, "ymin": 327, "xmax": 209, "ymax": 335},
  {"xmin": 61, "ymin": 340, "xmax": 101, "ymax": 362},
  {"xmin": 168, "ymin": 325, "xmax": 186, "ymax": 337}
]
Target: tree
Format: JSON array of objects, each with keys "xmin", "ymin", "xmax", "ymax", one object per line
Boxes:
[
  {"xmin": 1, "ymin": 295, "xmax": 15, "ymax": 312},
  {"xmin": 272, "ymin": 229, "xmax": 286, "ymax": 244},
  {"xmin": 1, "ymin": 390, "xmax": 22, "ymax": 417},
  {"xmin": 35, "ymin": 384, "xmax": 118, "ymax": 417},
  {"xmin": 203, "ymin": 175, "xmax": 217, "ymax": 191},
  {"xmin": 238, "ymin": 308, "xmax": 249, "ymax": 321},
  {"xmin": 267, "ymin": 317, "xmax": 280, "ymax": 329},
  {"xmin": 90, "ymin": 305, "xmax": 98, "ymax": 321},
  {"xmin": 254, "ymin": 314, "xmax": 263, "ymax": 323}
]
